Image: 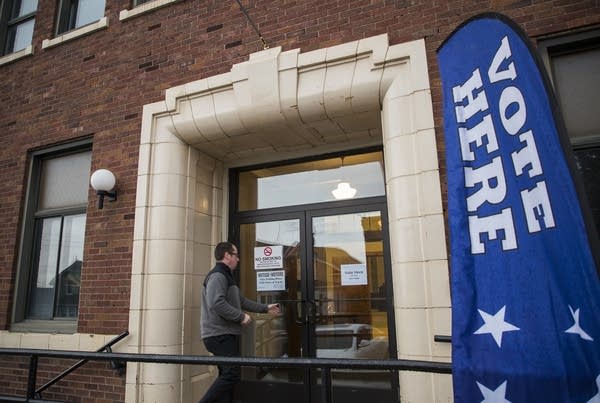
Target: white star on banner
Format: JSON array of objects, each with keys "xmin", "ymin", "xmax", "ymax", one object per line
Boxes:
[
  {"xmin": 474, "ymin": 306, "xmax": 519, "ymax": 347},
  {"xmin": 588, "ymin": 374, "xmax": 600, "ymax": 403},
  {"xmin": 477, "ymin": 380, "xmax": 511, "ymax": 403},
  {"xmin": 565, "ymin": 305, "xmax": 594, "ymax": 341}
]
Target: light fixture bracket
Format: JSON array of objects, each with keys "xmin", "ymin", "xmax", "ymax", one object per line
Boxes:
[{"xmin": 95, "ymin": 189, "xmax": 117, "ymax": 209}]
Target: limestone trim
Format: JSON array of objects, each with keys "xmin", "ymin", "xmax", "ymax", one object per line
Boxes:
[
  {"xmin": 119, "ymin": 0, "xmax": 183, "ymax": 21},
  {"xmin": 0, "ymin": 45, "xmax": 33, "ymax": 66},
  {"xmin": 0, "ymin": 330, "xmax": 126, "ymax": 352},
  {"xmin": 41, "ymin": 17, "xmax": 109, "ymax": 50},
  {"xmin": 128, "ymin": 33, "xmax": 451, "ymax": 403}
]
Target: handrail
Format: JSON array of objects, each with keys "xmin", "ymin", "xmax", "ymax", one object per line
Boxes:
[
  {"xmin": 434, "ymin": 335, "xmax": 452, "ymax": 343},
  {"xmin": 0, "ymin": 345, "xmax": 452, "ymax": 403},
  {"xmin": 0, "ymin": 348, "xmax": 452, "ymax": 372},
  {"xmin": 34, "ymin": 331, "xmax": 129, "ymax": 398}
]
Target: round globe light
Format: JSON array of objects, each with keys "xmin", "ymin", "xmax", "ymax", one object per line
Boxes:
[{"xmin": 90, "ymin": 169, "xmax": 116, "ymax": 192}]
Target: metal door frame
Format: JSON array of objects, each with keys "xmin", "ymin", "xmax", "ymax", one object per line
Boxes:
[
  {"xmin": 303, "ymin": 201, "xmax": 397, "ymax": 360},
  {"xmin": 230, "ymin": 198, "xmax": 399, "ymax": 403}
]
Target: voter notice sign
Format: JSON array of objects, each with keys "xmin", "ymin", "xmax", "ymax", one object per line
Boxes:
[
  {"xmin": 254, "ymin": 245, "xmax": 283, "ymax": 270},
  {"xmin": 340, "ymin": 264, "xmax": 367, "ymax": 286},
  {"xmin": 256, "ymin": 270, "xmax": 285, "ymax": 292},
  {"xmin": 438, "ymin": 13, "xmax": 600, "ymax": 403}
]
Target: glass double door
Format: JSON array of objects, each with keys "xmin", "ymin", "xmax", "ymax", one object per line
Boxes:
[{"xmin": 235, "ymin": 203, "xmax": 398, "ymax": 403}]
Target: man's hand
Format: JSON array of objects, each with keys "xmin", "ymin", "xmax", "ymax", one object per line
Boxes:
[
  {"xmin": 267, "ymin": 303, "xmax": 281, "ymax": 315},
  {"xmin": 241, "ymin": 313, "xmax": 252, "ymax": 326}
]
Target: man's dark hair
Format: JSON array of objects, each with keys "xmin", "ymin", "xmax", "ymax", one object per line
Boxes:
[{"xmin": 215, "ymin": 242, "xmax": 235, "ymax": 261}]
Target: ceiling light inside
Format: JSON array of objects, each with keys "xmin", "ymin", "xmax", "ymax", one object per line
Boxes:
[{"xmin": 331, "ymin": 182, "xmax": 357, "ymax": 200}]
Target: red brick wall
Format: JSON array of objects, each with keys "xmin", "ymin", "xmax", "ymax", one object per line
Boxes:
[
  {"xmin": 0, "ymin": 355, "xmax": 125, "ymax": 402},
  {"xmin": 1, "ymin": 0, "xmax": 599, "ymax": 401}
]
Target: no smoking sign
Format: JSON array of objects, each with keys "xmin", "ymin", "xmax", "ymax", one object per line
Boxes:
[{"xmin": 253, "ymin": 245, "xmax": 283, "ymax": 270}]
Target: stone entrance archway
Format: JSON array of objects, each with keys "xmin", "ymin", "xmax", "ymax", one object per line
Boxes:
[{"xmin": 126, "ymin": 34, "xmax": 450, "ymax": 403}]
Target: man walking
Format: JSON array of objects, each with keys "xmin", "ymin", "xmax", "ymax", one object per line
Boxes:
[{"xmin": 200, "ymin": 242, "xmax": 280, "ymax": 403}]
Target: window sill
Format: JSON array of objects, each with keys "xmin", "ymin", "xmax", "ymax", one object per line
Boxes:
[
  {"xmin": 11, "ymin": 319, "xmax": 77, "ymax": 334},
  {"xmin": 42, "ymin": 17, "xmax": 109, "ymax": 50},
  {"xmin": 0, "ymin": 45, "xmax": 34, "ymax": 67},
  {"xmin": 120, "ymin": 0, "xmax": 181, "ymax": 21}
]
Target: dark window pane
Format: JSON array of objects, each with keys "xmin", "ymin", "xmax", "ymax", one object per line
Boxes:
[
  {"xmin": 56, "ymin": 0, "xmax": 105, "ymax": 33},
  {"xmin": 55, "ymin": 214, "xmax": 85, "ymax": 318},
  {"xmin": 27, "ymin": 214, "xmax": 86, "ymax": 319},
  {"xmin": 573, "ymin": 146, "xmax": 600, "ymax": 233},
  {"xmin": 4, "ymin": 26, "xmax": 17, "ymax": 54},
  {"xmin": 545, "ymin": 33, "xmax": 600, "ymax": 236},
  {"xmin": 551, "ymin": 47, "xmax": 600, "ymax": 143},
  {"xmin": 17, "ymin": 144, "xmax": 90, "ymax": 324},
  {"xmin": 27, "ymin": 217, "xmax": 61, "ymax": 319},
  {"xmin": 4, "ymin": 0, "xmax": 37, "ymax": 54}
]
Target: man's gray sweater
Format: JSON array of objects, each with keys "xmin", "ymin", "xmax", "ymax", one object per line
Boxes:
[{"xmin": 200, "ymin": 262, "xmax": 268, "ymax": 339}]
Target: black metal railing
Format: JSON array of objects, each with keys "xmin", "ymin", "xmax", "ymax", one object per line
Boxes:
[
  {"xmin": 33, "ymin": 330, "xmax": 129, "ymax": 400},
  {"xmin": 0, "ymin": 341, "xmax": 452, "ymax": 403},
  {"xmin": 434, "ymin": 334, "xmax": 451, "ymax": 343}
]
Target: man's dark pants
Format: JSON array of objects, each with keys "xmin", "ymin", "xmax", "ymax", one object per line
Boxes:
[{"xmin": 199, "ymin": 334, "xmax": 241, "ymax": 403}]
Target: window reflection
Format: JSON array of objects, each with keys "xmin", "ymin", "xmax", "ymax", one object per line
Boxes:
[
  {"xmin": 3, "ymin": 0, "xmax": 38, "ymax": 55},
  {"xmin": 56, "ymin": 214, "xmax": 85, "ymax": 317},
  {"xmin": 312, "ymin": 212, "xmax": 389, "ymax": 361},
  {"xmin": 56, "ymin": 0, "xmax": 105, "ymax": 34},
  {"xmin": 75, "ymin": 0, "xmax": 105, "ymax": 27},
  {"xmin": 28, "ymin": 218, "xmax": 61, "ymax": 318},
  {"xmin": 14, "ymin": 0, "xmax": 38, "ymax": 16},
  {"xmin": 11, "ymin": 19, "xmax": 34, "ymax": 52},
  {"xmin": 238, "ymin": 151, "xmax": 385, "ymax": 210},
  {"xmin": 27, "ymin": 214, "xmax": 85, "ymax": 319}
]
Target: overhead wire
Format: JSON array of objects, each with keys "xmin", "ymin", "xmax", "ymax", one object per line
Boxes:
[{"xmin": 234, "ymin": 0, "xmax": 269, "ymax": 49}]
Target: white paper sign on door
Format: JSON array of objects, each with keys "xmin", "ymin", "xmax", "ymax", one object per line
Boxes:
[
  {"xmin": 341, "ymin": 264, "xmax": 368, "ymax": 286},
  {"xmin": 256, "ymin": 270, "xmax": 286, "ymax": 291},
  {"xmin": 254, "ymin": 245, "xmax": 283, "ymax": 270}
]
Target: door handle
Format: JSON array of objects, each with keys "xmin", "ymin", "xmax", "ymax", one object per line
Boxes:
[
  {"xmin": 306, "ymin": 299, "xmax": 316, "ymax": 323},
  {"xmin": 294, "ymin": 299, "xmax": 306, "ymax": 325},
  {"xmin": 295, "ymin": 300, "xmax": 303, "ymax": 325},
  {"xmin": 293, "ymin": 299, "xmax": 317, "ymax": 325}
]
